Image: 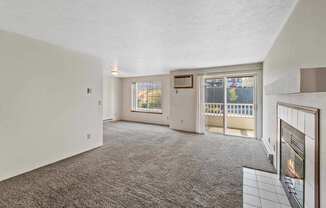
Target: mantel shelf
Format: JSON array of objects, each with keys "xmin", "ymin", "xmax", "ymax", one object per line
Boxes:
[{"xmin": 264, "ymin": 68, "xmax": 326, "ymax": 95}]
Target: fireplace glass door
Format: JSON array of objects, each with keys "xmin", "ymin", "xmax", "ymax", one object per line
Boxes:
[{"xmin": 280, "ymin": 121, "xmax": 305, "ymax": 208}]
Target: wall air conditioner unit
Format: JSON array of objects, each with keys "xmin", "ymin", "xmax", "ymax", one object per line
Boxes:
[{"xmin": 174, "ymin": 75, "xmax": 193, "ymax": 88}]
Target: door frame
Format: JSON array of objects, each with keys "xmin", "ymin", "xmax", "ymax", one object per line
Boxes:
[{"xmin": 202, "ymin": 70, "xmax": 262, "ymax": 139}]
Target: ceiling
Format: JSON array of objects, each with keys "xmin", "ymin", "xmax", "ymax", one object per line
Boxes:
[{"xmin": 0, "ymin": 0, "xmax": 297, "ymax": 76}]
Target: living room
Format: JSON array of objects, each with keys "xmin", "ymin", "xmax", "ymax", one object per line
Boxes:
[{"xmin": 1, "ymin": 0, "xmax": 325, "ymax": 207}]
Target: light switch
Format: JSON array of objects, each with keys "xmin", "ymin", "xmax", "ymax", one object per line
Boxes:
[{"xmin": 87, "ymin": 88, "xmax": 92, "ymax": 95}]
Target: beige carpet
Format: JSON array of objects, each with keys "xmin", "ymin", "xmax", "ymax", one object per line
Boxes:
[{"xmin": 0, "ymin": 121, "xmax": 274, "ymax": 208}]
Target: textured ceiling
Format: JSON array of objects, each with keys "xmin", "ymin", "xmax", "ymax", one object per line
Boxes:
[{"xmin": 0, "ymin": 0, "xmax": 297, "ymax": 76}]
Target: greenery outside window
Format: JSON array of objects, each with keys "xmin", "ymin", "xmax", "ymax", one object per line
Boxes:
[{"xmin": 132, "ymin": 82, "xmax": 162, "ymax": 113}]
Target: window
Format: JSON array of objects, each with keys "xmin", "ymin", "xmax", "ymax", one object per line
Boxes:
[{"xmin": 132, "ymin": 81, "xmax": 162, "ymax": 113}]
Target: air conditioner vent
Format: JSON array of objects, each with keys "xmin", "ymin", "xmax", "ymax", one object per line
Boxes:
[{"xmin": 174, "ymin": 75, "xmax": 193, "ymax": 89}]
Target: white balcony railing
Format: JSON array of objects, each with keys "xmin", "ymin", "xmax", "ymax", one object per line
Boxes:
[{"xmin": 205, "ymin": 103, "xmax": 254, "ymax": 118}]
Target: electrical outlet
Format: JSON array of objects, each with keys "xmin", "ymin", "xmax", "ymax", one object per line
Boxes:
[{"xmin": 86, "ymin": 134, "xmax": 91, "ymax": 140}]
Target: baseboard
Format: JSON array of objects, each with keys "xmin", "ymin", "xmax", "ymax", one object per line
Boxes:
[
  {"xmin": 103, "ymin": 118, "xmax": 113, "ymax": 122},
  {"xmin": 262, "ymin": 138, "xmax": 275, "ymax": 166},
  {"xmin": 170, "ymin": 128, "xmax": 200, "ymax": 135},
  {"xmin": 103, "ymin": 117, "xmax": 122, "ymax": 122},
  {"xmin": 117, "ymin": 120, "xmax": 202, "ymax": 135},
  {"xmin": 119, "ymin": 119, "xmax": 169, "ymax": 127}
]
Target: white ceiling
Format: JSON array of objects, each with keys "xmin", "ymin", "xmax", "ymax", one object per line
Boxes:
[{"xmin": 0, "ymin": 0, "xmax": 297, "ymax": 76}]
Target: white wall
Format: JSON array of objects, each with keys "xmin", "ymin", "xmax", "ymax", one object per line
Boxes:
[
  {"xmin": 103, "ymin": 74, "xmax": 122, "ymax": 121},
  {"xmin": 169, "ymin": 63, "xmax": 263, "ymax": 134},
  {"xmin": 0, "ymin": 30, "xmax": 103, "ymax": 181},
  {"xmin": 263, "ymin": 0, "xmax": 326, "ymax": 206},
  {"xmin": 121, "ymin": 75, "xmax": 170, "ymax": 125},
  {"xmin": 169, "ymin": 71, "xmax": 197, "ymax": 132}
]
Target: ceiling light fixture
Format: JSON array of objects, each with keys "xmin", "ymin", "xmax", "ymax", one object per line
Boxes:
[{"xmin": 112, "ymin": 65, "xmax": 119, "ymax": 76}]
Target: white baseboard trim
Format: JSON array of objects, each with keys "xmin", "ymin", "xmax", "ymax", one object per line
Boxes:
[
  {"xmin": 262, "ymin": 138, "xmax": 275, "ymax": 166},
  {"xmin": 103, "ymin": 118, "xmax": 113, "ymax": 122},
  {"xmin": 119, "ymin": 119, "xmax": 169, "ymax": 127}
]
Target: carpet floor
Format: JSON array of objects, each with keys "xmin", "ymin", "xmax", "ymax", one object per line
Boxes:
[{"xmin": 0, "ymin": 121, "xmax": 274, "ymax": 208}]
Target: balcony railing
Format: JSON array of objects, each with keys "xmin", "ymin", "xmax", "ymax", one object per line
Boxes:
[{"xmin": 205, "ymin": 103, "xmax": 254, "ymax": 118}]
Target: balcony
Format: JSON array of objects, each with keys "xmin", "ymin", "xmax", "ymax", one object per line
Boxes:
[{"xmin": 204, "ymin": 103, "xmax": 255, "ymax": 137}]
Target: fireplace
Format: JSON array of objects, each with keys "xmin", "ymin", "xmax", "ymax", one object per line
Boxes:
[
  {"xmin": 280, "ymin": 120, "xmax": 305, "ymax": 208},
  {"xmin": 277, "ymin": 102, "xmax": 320, "ymax": 208}
]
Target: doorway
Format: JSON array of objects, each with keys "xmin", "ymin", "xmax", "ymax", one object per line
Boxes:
[{"xmin": 204, "ymin": 75, "xmax": 256, "ymax": 138}]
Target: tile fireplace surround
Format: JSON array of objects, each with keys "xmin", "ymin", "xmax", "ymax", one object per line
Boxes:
[{"xmin": 277, "ymin": 103, "xmax": 320, "ymax": 208}]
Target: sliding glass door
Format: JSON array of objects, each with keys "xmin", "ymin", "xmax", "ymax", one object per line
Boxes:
[
  {"xmin": 225, "ymin": 76, "xmax": 255, "ymax": 138},
  {"xmin": 204, "ymin": 75, "xmax": 256, "ymax": 138},
  {"xmin": 204, "ymin": 78, "xmax": 225, "ymax": 134}
]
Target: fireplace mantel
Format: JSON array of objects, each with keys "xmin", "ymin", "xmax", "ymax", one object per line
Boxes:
[{"xmin": 265, "ymin": 68, "xmax": 326, "ymax": 95}]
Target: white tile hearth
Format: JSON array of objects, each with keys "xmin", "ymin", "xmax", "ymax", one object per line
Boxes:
[{"xmin": 243, "ymin": 167, "xmax": 291, "ymax": 208}]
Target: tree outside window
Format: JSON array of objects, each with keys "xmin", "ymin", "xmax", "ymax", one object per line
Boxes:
[{"xmin": 132, "ymin": 82, "xmax": 162, "ymax": 113}]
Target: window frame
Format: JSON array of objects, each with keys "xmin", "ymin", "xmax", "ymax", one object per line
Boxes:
[{"xmin": 131, "ymin": 81, "xmax": 163, "ymax": 114}]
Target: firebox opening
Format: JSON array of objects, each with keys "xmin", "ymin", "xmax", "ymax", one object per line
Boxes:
[{"xmin": 280, "ymin": 120, "xmax": 305, "ymax": 208}]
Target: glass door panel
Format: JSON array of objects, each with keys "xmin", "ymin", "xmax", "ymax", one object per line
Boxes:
[
  {"xmin": 225, "ymin": 76, "xmax": 256, "ymax": 138},
  {"xmin": 204, "ymin": 78, "xmax": 225, "ymax": 134}
]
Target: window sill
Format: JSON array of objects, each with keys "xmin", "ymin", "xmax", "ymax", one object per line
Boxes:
[{"xmin": 131, "ymin": 110, "xmax": 163, "ymax": 115}]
